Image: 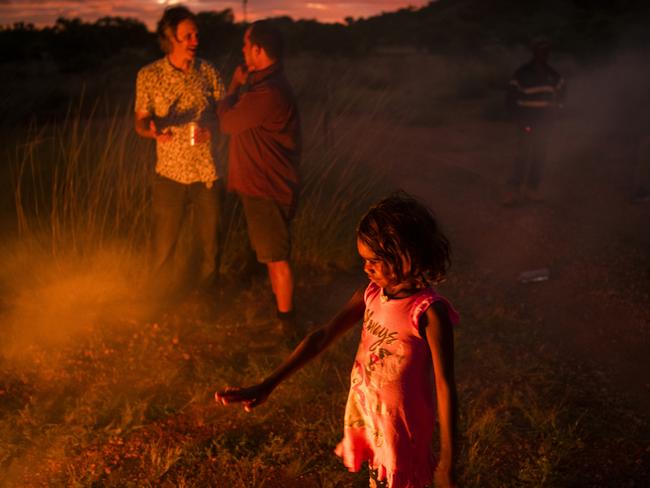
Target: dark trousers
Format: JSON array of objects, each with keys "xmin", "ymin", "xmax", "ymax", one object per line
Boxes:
[
  {"xmin": 634, "ymin": 136, "xmax": 650, "ymax": 192},
  {"xmin": 150, "ymin": 175, "xmax": 222, "ymax": 281},
  {"xmin": 508, "ymin": 123, "xmax": 551, "ymax": 190}
]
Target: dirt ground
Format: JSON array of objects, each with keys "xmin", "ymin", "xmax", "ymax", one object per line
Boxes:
[
  {"xmin": 368, "ymin": 102, "xmax": 650, "ymax": 417},
  {"xmin": 1, "ymin": 50, "xmax": 648, "ymax": 485}
]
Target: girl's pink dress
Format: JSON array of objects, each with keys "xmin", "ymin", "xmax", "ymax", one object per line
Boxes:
[{"xmin": 335, "ymin": 282, "xmax": 459, "ymax": 488}]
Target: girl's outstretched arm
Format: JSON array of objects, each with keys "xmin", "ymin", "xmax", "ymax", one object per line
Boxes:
[
  {"xmin": 215, "ymin": 288, "xmax": 366, "ymax": 412},
  {"xmin": 424, "ymin": 302, "xmax": 458, "ymax": 488}
]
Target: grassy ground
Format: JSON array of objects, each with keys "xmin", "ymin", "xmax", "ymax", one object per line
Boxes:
[
  {"xmin": 1, "ymin": 51, "xmax": 649, "ymax": 487},
  {"xmin": 1, "ymin": 268, "xmax": 647, "ymax": 487}
]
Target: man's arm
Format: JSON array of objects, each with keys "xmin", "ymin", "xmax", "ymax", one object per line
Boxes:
[
  {"xmin": 555, "ymin": 75, "xmax": 567, "ymax": 109},
  {"xmin": 506, "ymin": 75, "xmax": 520, "ymax": 118},
  {"xmin": 226, "ymin": 65, "xmax": 248, "ymax": 96},
  {"xmin": 134, "ymin": 111, "xmax": 172, "ymax": 142},
  {"xmin": 218, "ymin": 66, "xmax": 284, "ymax": 135},
  {"xmin": 218, "ymin": 86, "xmax": 279, "ymax": 135},
  {"xmin": 134, "ymin": 111, "xmax": 156, "ymax": 139}
]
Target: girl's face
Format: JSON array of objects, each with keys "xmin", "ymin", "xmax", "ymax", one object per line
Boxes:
[{"xmin": 357, "ymin": 238, "xmax": 397, "ymax": 291}]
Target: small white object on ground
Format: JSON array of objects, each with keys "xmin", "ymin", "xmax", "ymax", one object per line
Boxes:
[{"xmin": 518, "ymin": 268, "xmax": 551, "ymax": 283}]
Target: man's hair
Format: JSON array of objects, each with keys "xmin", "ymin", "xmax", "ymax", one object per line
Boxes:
[
  {"xmin": 530, "ymin": 35, "xmax": 552, "ymax": 52},
  {"xmin": 156, "ymin": 5, "xmax": 196, "ymax": 54},
  {"xmin": 249, "ymin": 20, "xmax": 284, "ymax": 61}
]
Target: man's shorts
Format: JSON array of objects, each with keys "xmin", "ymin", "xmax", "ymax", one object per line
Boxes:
[{"xmin": 241, "ymin": 195, "xmax": 295, "ymax": 263}]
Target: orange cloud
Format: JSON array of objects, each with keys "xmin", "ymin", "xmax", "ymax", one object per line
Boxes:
[
  {"xmin": 307, "ymin": 3, "xmax": 329, "ymax": 11},
  {"xmin": 0, "ymin": 0, "xmax": 430, "ymax": 28}
]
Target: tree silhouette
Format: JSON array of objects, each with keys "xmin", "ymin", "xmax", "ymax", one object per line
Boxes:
[{"xmin": 1, "ymin": 0, "xmax": 649, "ymax": 70}]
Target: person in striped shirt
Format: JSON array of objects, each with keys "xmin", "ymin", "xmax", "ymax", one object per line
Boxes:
[{"xmin": 503, "ymin": 37, "xmax": 566, "ymax": 206}]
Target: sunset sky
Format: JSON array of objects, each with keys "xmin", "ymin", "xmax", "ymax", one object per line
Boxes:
[{"xmin": 0, "ymin": 1, "xmax": 431, "ymax": 29}]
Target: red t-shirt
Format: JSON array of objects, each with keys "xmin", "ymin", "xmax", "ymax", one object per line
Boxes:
[{"xmin": 218, "ymin": 63, "xmax": 301, "ymax": 207}]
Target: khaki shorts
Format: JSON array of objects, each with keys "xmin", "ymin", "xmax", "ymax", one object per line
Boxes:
[{"xmin": 241, "ymin": 195, "xmax": 294, "ymax": 263}]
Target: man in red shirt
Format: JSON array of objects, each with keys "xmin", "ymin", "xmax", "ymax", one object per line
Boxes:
[{"xmin": 218, "ymin": 21, "xmax": 301, "ymax": 336}]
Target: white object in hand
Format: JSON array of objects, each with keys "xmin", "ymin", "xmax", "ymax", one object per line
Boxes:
[{"xmin": 189, "ymin": 122, "xmax": 198, "ymax": 146}]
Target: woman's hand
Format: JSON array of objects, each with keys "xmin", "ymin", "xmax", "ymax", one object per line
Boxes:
[{"xmin": 215, "ymin": 382, "xmax": 273, "ymax": 412}]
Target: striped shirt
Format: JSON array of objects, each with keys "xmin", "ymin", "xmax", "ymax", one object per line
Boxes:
[{"xmin": 507, "ymin": 60, "xmax": 565, "ymax": 123}]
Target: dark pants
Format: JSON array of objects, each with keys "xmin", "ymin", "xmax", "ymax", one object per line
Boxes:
[
  {"xmin": 634, "ymin": 136, "xmax": 650, "ymax": 193},
  {"xmin": 508, "ymin": 123, "xmax": 551, "ymax": 190},
  {"xmin": 150, "ymin": 175, "xmax": 222, "ymax": 282}
]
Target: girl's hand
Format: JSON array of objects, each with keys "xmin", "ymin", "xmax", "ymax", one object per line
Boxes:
[
  {"xmin": 215, "ymin": 383, "xmax": 272, "ymax": 412},
  {"xmin": 434, "ymin": 464, "xmax": 458, "ymax": 488}
]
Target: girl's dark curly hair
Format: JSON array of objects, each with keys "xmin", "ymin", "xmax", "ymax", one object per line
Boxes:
[{"xmin": 357, "ymin": 191, "xmax": 451, "ymax": 286}]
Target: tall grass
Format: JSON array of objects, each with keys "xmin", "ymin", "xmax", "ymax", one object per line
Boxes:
[
  {"xmin": 2, "ymin": 53, "xmax": 647, "ymax": 487},
  {"xmin": 8, "ymin": 61, "xmax": 393, "ymax": 275},
  {"xmin": 12, "ymin": 98, "xmax": 153, "ymax": 257},
  {"xmin": 0, "ymin": 59, "xmax": 395, "ymax": 486}
]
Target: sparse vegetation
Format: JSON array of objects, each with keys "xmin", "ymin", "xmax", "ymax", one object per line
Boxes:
[
  {"xmin": 1, "ymin": 269, "xmax": 646, "ymax": 486},
  {"xmin": 1, "ymin": 11, "xmax": 649, "ymax": 488}
]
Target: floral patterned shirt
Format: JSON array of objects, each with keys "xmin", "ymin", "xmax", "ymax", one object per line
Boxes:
[{"xmin": 135, "ymin": 57, "xmax": 225, "ymax": 184}]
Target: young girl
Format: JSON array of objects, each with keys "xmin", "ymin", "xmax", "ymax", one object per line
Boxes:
[{"xmin": 216, "ymin": 193, "xmax": 459, "ymax": 488}]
